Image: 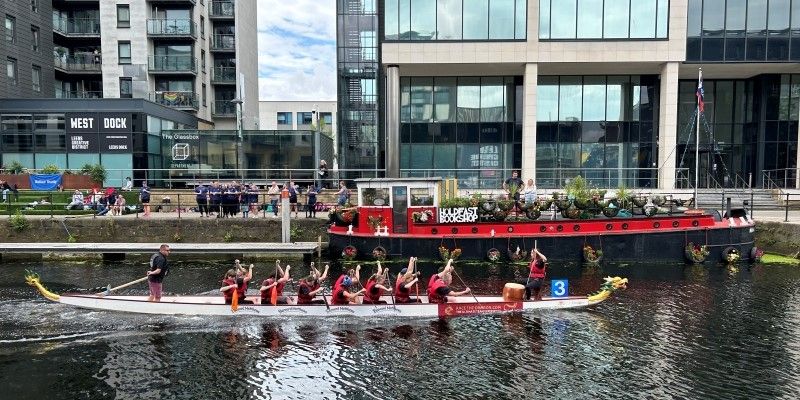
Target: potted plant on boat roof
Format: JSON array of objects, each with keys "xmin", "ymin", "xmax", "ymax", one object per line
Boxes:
[
  {"xmin": 685, "ymin": 242, "xmax": 709, "ymax": 264},
  {"xmin": 412, "ymin": 209, "xmax": 434, "ymax": 223},
  {"xmin": 615, "ymin": 184, "xmax": 632, "ymax": 210},
  {"xmin": 342, "ymin": 245, "xmax": 357, "ymax": 261},
  {"xmin": 525, "ymin": 207, "xmax": 542, "ymax": 220},
  {"xmin": 367, "ymin": 215, "xmax": 384, "ymax": 230},
  {"xmin": 565, "ymin": 176, "xmax": 592, "ymax": 210}
]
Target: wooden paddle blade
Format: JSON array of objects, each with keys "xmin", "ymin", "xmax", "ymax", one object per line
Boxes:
[
  {"xmin": 231, "ymin": 291, "xmax": 239, "ymax": 312},
  {"xmin": 270, "ymin": 286, "xmax": 277, "ymax": 306}
]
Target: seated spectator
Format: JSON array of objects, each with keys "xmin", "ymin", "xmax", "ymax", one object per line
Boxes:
[
  {"xmin": 28, "ymin": 198, "xmax": 51, "ymax": 208},
  {"xmin": 122, "ymin": 177, "xmax": 133, "ymax": 191},
  {"xmin": 96, "ymin": 196, "xmax": 110, "ymax": 216},
  {"xmin": 66, "ymin": 190, "xmax": 84, "ymax": 210},
  {"xmin": 113, "ymin": 193, "xmax": 126, "ymax": 216}
]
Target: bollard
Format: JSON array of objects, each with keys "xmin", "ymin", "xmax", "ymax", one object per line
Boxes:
[
  {"xmin": 177, "ymin": 193, "xmax": 181, "ymax": 219},
  {"xmin": 281, "ymin": 187, "xmax": 290, "ymax": 243},
  {"xmin": 750, "ymin": 190, "xmax": 754, "ymax": 219},
  {"xmin": 786, "ymin": 193, "xmax": 790, "ymax": 222}
]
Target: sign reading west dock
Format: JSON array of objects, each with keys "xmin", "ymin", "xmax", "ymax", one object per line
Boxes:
[{"xmin": 66, "ymin": 113, "xmax": 133, "ymax": 153}]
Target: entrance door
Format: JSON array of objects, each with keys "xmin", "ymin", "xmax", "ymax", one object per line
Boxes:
[{"xmin": 392, "ymin": 186, "xmax": 408, "ymax": 234}]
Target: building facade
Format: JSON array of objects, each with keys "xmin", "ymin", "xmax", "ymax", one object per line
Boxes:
[
  {"xmin": 336, "ymin": 0, "xmax": 800, "ymax": 189},
  {"xmin": 2, "ymin": 0, "xmax": 258, "ymax": 129}
]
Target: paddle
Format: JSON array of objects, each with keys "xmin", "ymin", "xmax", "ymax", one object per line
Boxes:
[
  {"xmin": 271, "ymin": 260, "xmax": 279, "ymax": 305},
  {"xmin": 525, "ymin": 240, "xmax": 538, "ymax": 294},
  {"xmin": 97, "ymin": 276, "xmax": 149, "ymax": 297},
  {"xmin": 382, "ymin": 264, "xmax": 397, "ymax": 308},
  {"xmin": 231, "ymin": 286, "xmax": 239, "ymax": 312},
  {"xmin": 413, "ymin": 257, "xmax": 420, "ymax": 301},
  {"xmin": 450, "ymin": 261, "xmax": 478, "ymax": 303}
]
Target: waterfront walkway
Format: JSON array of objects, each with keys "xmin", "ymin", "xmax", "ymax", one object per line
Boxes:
[{"xmin": 0, "ymin": 242, "xmax": 321, "ymax": 255}]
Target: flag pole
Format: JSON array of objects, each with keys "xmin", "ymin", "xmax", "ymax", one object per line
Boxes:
[{"xmin": 694, "ymin": 67, "xmax": 702, "ymax": 209}]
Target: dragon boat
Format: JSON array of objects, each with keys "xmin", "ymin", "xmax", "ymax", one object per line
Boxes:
[
  {"xmin": 328, "ymin": 178, "xmax": 758, "ymax": 264},
  {"xmin": 25, "ymin": 271, "xmax": 627, "ymax": 318}
]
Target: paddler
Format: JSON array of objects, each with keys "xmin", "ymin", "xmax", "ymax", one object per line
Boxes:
[
  {"xmin": 332, "ymin": 265, "xmax": 365, "ymax": 305},
  {"xmin": 395, "ymin": 257, "xmax": 421, "ymax": 303},
  {"xmin": 296, "ymin": 263, "xmax": 330, "ymax": 305},
  {"xmin": 525, "ymin": 248, "xmax": 548, "ymax": 301},
  {"xmin": 221, "ymin": 263, "xmax": 253, "ymax": 304},
  {"xmin": 259, "ymin": 263, "xmax": 292, "ymax": 305},
  {"xmin": 362, "ymin": 263, "xmax": 392, "ymax": 304},
  {"xmin": 427, "ymin": 259, "xmax": 470, "ymax": 303}
]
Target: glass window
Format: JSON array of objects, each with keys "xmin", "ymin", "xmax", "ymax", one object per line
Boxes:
[
  {"xmin": 410, "ymin": 0, "xmax": 435, "ymax": 40},
  {"xmin": 539, "ymin": 0, "xmax": 551, "ymax": 39},
  {"xmin": 550, "ymin": 0, "xmax": 576, "ymax": 39},
  {"xmin": 559, "ymin": 77, "xmax": 582, "ymax": 121},
  {"xmin": 118, "ymin": 41, "xmax": 131, "ymax": 64},
  {"xmin": 410, "ymin": 77, "xmax": 434, "ymax": 122},
  {"xmin": 656, "ymin": 0, "xmax": 668, "ymax": 38},
  {"xmin": 606, "ymin": 76, "xmax": 628, "ymax": 121},
  {"xmin": 31, "ymin": 0, "xmax": 39, "ymax": 12},
  {"xmin": 200, "ymin": 16, "xmax": 205, "ymax": 38},
  {"xmin": 702, "ymin": 0, "xmax": 724, "ymax": 37},
  {"xmin": 117, "ymin": 5, "xmax": 130, "ymax": 28},
  {"xmin": 277, "ymin": 112, "xmax": 292, "ymax": 126},
  {"xmin": 399, "ymin": 0, "xmax": 411, "ymax": 40},
  {"xmin": 577, "ymin": 0, "xmax": 602, "ymax": 39},
  {"xmin": 769, "ymin": 0, "xmax": 791, "ymax": 33},
  {"xmin": 630, "ymin": 0, "xmax": 656, "ymax": 38},
  {"xmin": 604, "ymin": 0, "xmax": 629, "ymax": 38},
  {"xmin": 687, "ymin": 0, "xmax": 701, "ymax": 37},
  {"xmin": 410, "ymin": 187, "xmax": 434, "ymax": 206},
  {"xmin": 537, "ymin": 76, "xmax": 559, "ymax": 122},
  {"xmin": 463, "ymin": 0, "xmax": 489, "ymax": 40},
  {"xmin": 31, "ymin": 26, "xmax": 39, "ymax": 52},
  {"xmin": 582, "ymin": 76, "xmax": 606, "ymax": 121},
  {"xmin": 456, "ymin": 77, "xmax": 481, "ymax": 122},
  {"xmin": 6, "ymin": 57, "xmax": 17, "ymax": 85},
  {"xmin": 5, "ymin": 15, "xmax": 15, "ymax": 43},
  {"xmin": 747, "ymin": 0, "xmax": 768, "ymax": 34},
  {"xmin": 385, "ymin": 0, "xmax": 399, "ymax": 39},
  {"xmin": 480, "ymin": 77, "xmax": 505, "ymax": 122},
  {"xmin": 434, "ymin": 77, "xmax": 457, "ymax": 122},
  {"xmin": 297, "ymin": 112, "xmax": 314, "ymax": 125},
  {"xmin": 515, "ymin": 0, "xmax": 527, "ymax": 39},
  {"xmin": 31, "ymin": 65, "xmax": 41, "ymax": 92},
  {"xmin": 120, "ymin": 77, "xmax": 132, "ymax": 98},
  {"xmin": 489, "ymin": 0, "xmax": 515, "ymax": 39},
  {"xmin": 437, "ymin": 0, "xmax": 462, "ymax": 40}
]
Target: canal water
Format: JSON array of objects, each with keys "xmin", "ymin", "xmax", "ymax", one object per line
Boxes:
[{"xmin": 1, "ymin": 259, "xmax": 799, "ymax": 399}]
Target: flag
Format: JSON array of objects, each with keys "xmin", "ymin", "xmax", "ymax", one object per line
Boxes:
[{"xmin": 696, "ymin": 72, "xmax": 705, "ymax": 113}]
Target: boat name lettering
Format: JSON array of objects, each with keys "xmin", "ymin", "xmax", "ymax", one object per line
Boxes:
[
  {"xmin": 277, "ymin": 307, "xmax": 309, "ymax": 315},
  {"xmin": 438, "ymin": 207, "xmax": 478, "ymax": 224},
  {"xmin": 237, "ymin": 307, "xmax": 261, "ymax": 314},
  {"xmin": 438, "ymin": 302, "xmax": 522, "ymax": 317},
  {"xmin": 326, "ymin": 307, "xmax": 356, "ymax": 314},
  {"xmin": 372, "ymin": 306, "xmax": 402, "ymax": 314}
]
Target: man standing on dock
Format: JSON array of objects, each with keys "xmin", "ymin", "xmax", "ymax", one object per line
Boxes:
[{"xmin": 146, "ymin": 244, "xmax": 171, "ymax": 302}]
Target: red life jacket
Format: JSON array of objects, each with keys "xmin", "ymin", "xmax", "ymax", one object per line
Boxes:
[
  {"xmin": 529, "ymin": 259, "xmax": 546, "ymax": 279},
  {"xmin": 222, "ymin": 277, "xmax": 246, "ymax": 301},
  {"xmin": 331, "ymin": 285, "xmax": 349, "ymax": 305},
  {"xmin": 260, "ymin": 278, "xmax": 285, "ymax": 302},
  {"xmin": 427, "ymin": 275, "xmax": 448, "ymax": 304},
  {"xmin": 395, "ymin": 279, "xmax": 410, "ymax": 302},
  {"xmin": 334, "ymin": 274, "xmax": 347, "ymax": 290},
  {"xmin": 363, "ymin": 279, "xmax": 383, "ymax": 303},
  {"xmin": 297, "ymin": 281, "xmax": 319, "ymax": 304}
]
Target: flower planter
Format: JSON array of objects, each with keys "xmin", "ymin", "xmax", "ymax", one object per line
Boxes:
[
  {"xmin": 342, "ymin": 245, "xmax": 357, "ymax": 261},
  {"xmin": 372, "ymin": 246, "xmax": 387, "ymax": 261},
  {"xmin": 525, "ymin": 208, "xmax": 541, "ymax": 220},
  {"xmin": 555, "ymin": 199, "xmax": 572, "ymax": 211},
  {"xmin": 439, "ymin": 246, "xmax": 462, "ymax": 261},
  {"xmin": 480, "ymin": 201, "xmax": 496, "ymax": 213},
  {"xmin": 497, "ymin": 200, "xmax": 514, "ymax": 211},
  {"xmin": 685, "ymin": 242, "xmax": 709, "ymax": 264},
  {"xmin": 631, "ymin": 196, "xmax": 648, "ymax": 208},
  {"xmin": 537, "ymin": 199, "xmax": 553, "ymax": 211},
  {"xmin": 487, "ymin": 248, "xmax": 501, "ymax": 262},
  {"xmin": 602, "ymin": 206, "xmax": 620, "ymax": 218},
  {"xmin": 583, "ymin": 245, "xmax": 603, "ymax": 264},
  {"xmin": 721, "ymin": 247, "xmax": 740, "ymax": 264},
  {"xmin": 492, "ymin": 209, "xmax": 508, "ymax": 221}
]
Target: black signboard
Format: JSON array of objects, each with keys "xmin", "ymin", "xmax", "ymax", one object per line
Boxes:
[{"xmin": 66, "ymin": 113, "xmax": 132, "ymax": 153}]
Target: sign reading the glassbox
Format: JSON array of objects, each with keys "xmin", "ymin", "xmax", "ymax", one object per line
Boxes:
[
  {"xmin": 65, "ymin": 113, "xmax": 133, "ymax": 153},
  {"xmin": 438, "ymin": 207, "xmax": 478, "ymax": 224}
]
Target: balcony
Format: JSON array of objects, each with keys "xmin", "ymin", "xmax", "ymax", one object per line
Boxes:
[
  {"xmin": 54, "ymin": 55, "xmax": 102, "ymax": 74},
  {"xmin": 209, "ymin": 1, "xmax": 235, "ymax": 19},
  {"xmin": 148, "ymin": 55, "xmax": 197, "ymax": 74},
  {"xmin": 210, "ymin": 66, "xmax": 235, "ymax": 84},
  {"xmin": 147, "ymin": 19, "xmax": 197, "ymax": 39},
  {"xmin": 211, "ymin": 34, "xmax": 236, "ymax": 52},
  {"xmin": 55, "ymin": 89, "xmax": 103, "ymax": 99},
  {"xmin": 150, "ymin": 91, "xmax": 199, "ymax": 111},
  {"xmin": 53, "ymin": 18, "xmax": 101, "ymax": 37},
  {"xmin": 212, "ymin": 101, "xmax": 236, "ymax": 117}
]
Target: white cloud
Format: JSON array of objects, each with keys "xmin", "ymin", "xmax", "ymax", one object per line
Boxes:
[{"xmin": 257, "ymin": 0, "xmax": 337, "ymax": 101}]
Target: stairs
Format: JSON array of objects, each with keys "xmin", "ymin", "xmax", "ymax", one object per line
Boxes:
[{"xmin": 693, "ymin": 189, "xmax": 780, "ymax": 211}]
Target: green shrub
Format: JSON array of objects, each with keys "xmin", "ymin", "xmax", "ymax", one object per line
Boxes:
[
  {"xmin": 80, "ymin": 163, "xmax": 107, "ymax": 184},
  {"xmin": 440, "ymin": 197, "xmax": 472, "ymax": 208},
  {"xmin": 9, "ymin": 211, "xmax": 28, "ymax": 232},
  {"xmin": 41, "ymin": 164, "xmax": 60, "ymax": 174},
  {"xmin": 4, "ymin": 161, "xmax": 24, "ymax": 174}
]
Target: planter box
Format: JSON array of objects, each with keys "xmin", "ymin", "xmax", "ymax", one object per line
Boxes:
[{"xmin": 0, "ymin": 174, "xmax": 97, "ymax": 190}]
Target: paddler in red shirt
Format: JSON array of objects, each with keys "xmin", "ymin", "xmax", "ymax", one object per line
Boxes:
[
  {"xmin": 395, "ymin": 257, "xmax": 421, "ymax": 303},
  {"xmin": 220, "ymin": 263, "xmax": 253, "ymax": 304},
  {"xmin": 427, "ymin": 259, "xmax": 470, "ymax": 304},
  {"xmin": 362, "ymin": 262, "xmax": 392, "ymax": 304},
  {"xmin": 260, "ymin": 262, "xmax": 292, "ymax": 305},
  {"xmin": 525, "ymin": 248, "xmax": 548, "ymax": 301},
  {"xmin": 332, "ymin": 265, "xmax": 365, "ymax": 305}
]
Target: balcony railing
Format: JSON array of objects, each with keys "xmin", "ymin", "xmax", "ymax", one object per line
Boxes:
[
  {"xmin": 212, "ymin": 101, "xmax": 236, "ymax": 116},
  {"xmin": 211, "ymin": 34, "xmax": 236, "ymax": 51},
  {"xmin": 148, "ymin": 55, "xmax": 197, "ymax": 73},
  {"xmin": 54, "ymin": 55, "xmax": 102, "ymax": 72},
  {"xmin": 147, "ymin": 19, "xmax": 197, "ymax": 38},
  {"xmin": 211, "ymin": 66, "xmax": 236, "ymax": 83},
  {"xmin": 55, "ymin": 89, "xmax": 103, "ymax": 99},
  {"xmin": 210, "ymin": 1, "xmax": 235, "ymax": 18},
  {"xmin": 53, "ymin": 18, "xmax": 100, "ymax": 36},
  {"xmin": 150, "ymin": 91, "xmax": 199, "ymax": 110}
]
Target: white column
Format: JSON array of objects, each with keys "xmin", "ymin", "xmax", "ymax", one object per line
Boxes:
[
  {"xmin": 796, "ymin": 101, "xmax": 800, "ymax": 188},
  {"xmin": 521, "ymin": 63, "xmax": 538, "ymax": 183},
  {"xmin": 657, "ymin": 62, "xmax": 680, "ymax": 190},
  {"xmin": 385, "ymin": 65, "xmax": 400, "ymax": 178}
]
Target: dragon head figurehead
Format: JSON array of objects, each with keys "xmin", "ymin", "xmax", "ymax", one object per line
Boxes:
[
  {"xmin": 24, "ymin": 270, "xmax": 60, "ymax": 302},
  {"xmin": 587, "ymin": 276, "xmax": 628, "ymax": 303}
]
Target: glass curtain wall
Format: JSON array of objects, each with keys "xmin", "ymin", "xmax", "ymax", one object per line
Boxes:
[
  {"xmin": 337, "ymin": 0, "xmax": 380, "ymax": 177},
  {"xmin": 539, "ymin": 0, "xmax": 669, "ymax": 39},
  {"xmin": 536, "ymin": 76, "xmax": 659, "ymax": 188},
  {"xmin": 384, "ymin": 0, "xmax": 527, "ymax": 40},
  {"xmin": 762, "ymin": 74, "xmax": 800, "ymax": 186},
  {"xmin": 399, "ymin": 76, "xmax": 523, "ymax": 189},
  {"xmin": 687, "ymin": 0, "xmax": 800, "ymax": 61}
]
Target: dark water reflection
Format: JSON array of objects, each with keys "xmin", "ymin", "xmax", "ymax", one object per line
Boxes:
[{"xmin": 1, "ymin": 260, "xmax": 799, "ymax": 399}]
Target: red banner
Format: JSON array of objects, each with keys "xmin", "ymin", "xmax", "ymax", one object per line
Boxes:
[{"xmin": 438, "ymin": 301, "xmax": 522, "ymax": 318}]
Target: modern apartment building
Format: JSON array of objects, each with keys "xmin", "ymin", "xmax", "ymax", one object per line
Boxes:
[
  {"xmin": 2, "ymin": 0, "xmax": 258, "ymax": 129},
  {"xmin": 259, "ymin": 100, "xmax": 337, "ymax": 134},
  {"xmin": 337, "ymin": 0, "xmax": 800, "ymax": 190}
]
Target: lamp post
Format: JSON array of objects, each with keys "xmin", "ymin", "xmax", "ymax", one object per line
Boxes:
[
  {"xmin": 312, "ymin": 104, "xmax": 320, "ymax": 188},
  {"xmin": 231, "ymin": 98, "xmax": 244, "ymax": 180}
]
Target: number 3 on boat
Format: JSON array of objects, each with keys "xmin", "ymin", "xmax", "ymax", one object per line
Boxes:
[{"xmin": 551, "ymin": 279, "xmax": 568, "ymax": 298}]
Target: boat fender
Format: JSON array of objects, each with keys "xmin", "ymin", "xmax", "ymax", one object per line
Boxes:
[
  {"xmin": 672, "ymin": 221, "xmax": 680, "ymax": 227},
  {"xmin": 692, "ymin": 220, "xmax": 700, "ymax": 227},
  {"xmin": 721, "ymin": 246, "xmax": 740, "ymax": 263}
]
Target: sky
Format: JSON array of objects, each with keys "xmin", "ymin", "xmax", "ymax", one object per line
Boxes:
[{"xmin": 257, "ymin": 0, "xmax": 337, "ymax": 101}]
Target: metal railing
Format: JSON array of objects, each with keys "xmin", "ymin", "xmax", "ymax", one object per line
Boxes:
[
  {"xmin": 211, "ymin": 34, "xmax": 236, "ymax": 50},
  {"xmin": 53, "ymin": 18, "xmax": 100, "ymax": 35},
  {"xmin": 763, "ymin": 168, "xmax": 799, "ymax": 189},
  {"xmin": 149, "ymin": 91, "xmax": 199, "ymax": 110},
  {"xmin": 146, "ymin": 19, "xmax": 197, "ymax": 37},
  {"xmin": 211, "ymin": 66, "xmax": 235, "ymax": 83},
  {"xmin": 210, "ymin": 1, "xmax": 235, "ymax": 17},
  {"xmin": 54, "ymin": 55, "xmax": 102, "ymax": 72},
  {"xmin": 148, "ymin": 55, "xmax": 197, "ymax": 73},
  {"xmin": 55, "ymin": 88, "xmax": 103, "ymax": 99},
  {"xmin": 212, "ymin": 101, "xmax": 235, "ymax": 116}
]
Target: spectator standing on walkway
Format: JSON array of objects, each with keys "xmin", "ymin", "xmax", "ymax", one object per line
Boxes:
[
  {"xmin": 287, "ymin": 181, "xmax": 299, "ymax": 218},
  {"xmin": 336, "ymin": 180, "xmax": 350, "ymax": 206},
  {"xmin": 210, "ymin": 182, "xmax": 221, "ymax": 217},
  {"xmin": 140, "ymin": 182, "xmax": 151, "ymax": 217},
  {"xmin": 195, "ymin": 184, "xmax": 209, "ymax": 217},
  {"xmin": 306, "ymin": 184, "xmax": 318, "ymax": 218},
  {"xmin": 267, "ymin": 181, "xmax": 280, "ymax": 217},
  {"xmin": 318, "ymin": 160, "xmax": 329, "ymax": 188}
]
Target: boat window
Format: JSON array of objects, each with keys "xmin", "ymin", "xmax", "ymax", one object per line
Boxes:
[
  {"xmin": 410, "ymin": 188, "xmax": 434, "ymax": 206},
  {"xmin": 362, "ymin": 188, "xmax": 390, "ymax": 206}
]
